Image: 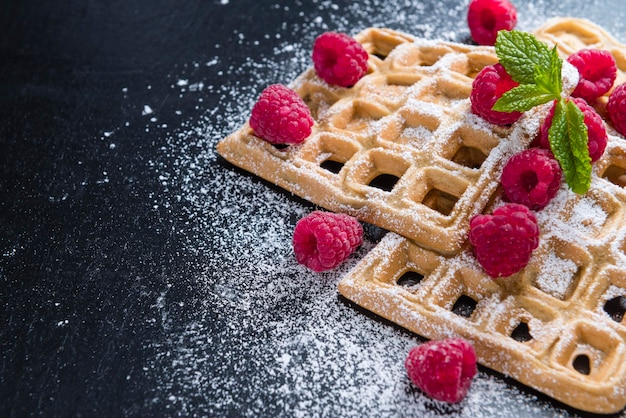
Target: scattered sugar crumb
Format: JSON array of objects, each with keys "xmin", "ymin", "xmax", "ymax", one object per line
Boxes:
[
  {"xmin": 535, "ymin": 252, "xmax": 578, "ymax": 300},
  {"xmin": 567, "ymin": 196, "xmax": 608, "ymax": 234}
]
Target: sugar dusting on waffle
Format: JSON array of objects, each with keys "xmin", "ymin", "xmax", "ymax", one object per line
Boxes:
[{"xmin": 217, "ymin": 17, "xmax": 626, "ymax": 413}]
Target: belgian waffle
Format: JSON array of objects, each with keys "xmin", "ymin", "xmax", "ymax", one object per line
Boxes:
[
  {"xmin": 218, "ymin": 27, "xmax": 522, "ymax": 255},
  {"xmin": 217, "ymin": 18, "xmax": 626, "ymax": 413}
]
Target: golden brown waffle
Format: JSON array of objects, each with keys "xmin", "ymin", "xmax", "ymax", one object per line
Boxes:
[
  {"xmin": 338, "ymin": 20, "xmax": 626, "ymax": 414},
  {"xmin": 217, "ymin": 17, "xmax": 626, "ymax": 413},
  {"xmin": 217, "ymin": 27, "xmax": 530, "ymax": 256}
]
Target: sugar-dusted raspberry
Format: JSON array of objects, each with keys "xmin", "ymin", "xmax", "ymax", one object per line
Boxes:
[
  {"xmin": 312, "ymin": 32, "xmax": 369, "ymax": 87},
  {"xmin": 608, "ymin": 82, "xmax": 626, "ymax": 137},
  {"xmin": 567, "ymin": 49, "xmax": 617, "ymax": 103},
  {"xmin": 539, "ymin": 97, "xmax": 608, "ymax": 162},
  {"xmin": 249, "ymin": 84, "xmax": 314, "ymax": 145},
  {"xmin": 405, "ymin": 338, "xmax": 477, "ymax": 403},
  {"xmin": 467, "ymin": 0, "xmax": 517, "ymax": 46},
  {"xmin": 469, "ymin": 203, "xmax": 539, "ymax": 278},
  {"xmin": 292, "ymin": 211, "xmax": 363, "ymax": 272},
  {"xmin": 501, "ymin": 148, "xmax": 562, "ymax": 210},
  {"xmin": 470, "ymin": 63, "xmax": 522, "ymax": 125}
]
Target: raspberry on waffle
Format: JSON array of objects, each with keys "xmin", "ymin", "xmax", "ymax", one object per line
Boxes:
[
  {"xmin": 608, "ymin": 83, "xmax": 626, "ymax": 136},
  {"xmin": 567, "ymin": 48, "xmax": 618, "ymax": 102},
  {"xmin": 249, "ymin": 84, "xmax": 314, "ymax": 145},
  {"xmin": 539, "ymin": 97, "xmax": 608, "ymax": 163}
]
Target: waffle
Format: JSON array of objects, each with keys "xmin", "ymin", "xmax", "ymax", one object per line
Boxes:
[
  {"xmin": 217, "ymin": 17, "xmax": 626, "ymax": 413},
  {"xmin": 218, "ymin": 27, "xmax": 521, "ymax": 255}
]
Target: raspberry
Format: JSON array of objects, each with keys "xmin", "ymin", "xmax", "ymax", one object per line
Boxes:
[
  {"xmin": 501, "ymin": 148, "xmax": 562, "ymax": 210},
  {"xmin": 312, "ymin": 32, "xmax": 369, "ymax": 87},
  {"xmin": 249, "ymin": 84, "xmax": 314, "ymax": 145},
  {"xmin": 567, "ymin": 49, "xmax": 617, "ymax": 102},
  {"xmin": 467, "ymin": 0, "xmax": 517, "ymax": 46},
  {"xmin": 607, "ymin": 82, "xmax": 626, "ymax": 137},
  {"xmin": 470, "ymin": 63, "xmax": 523, "ymax": 125},
  {"xmin": 539, "ymin": 97, "xmax": 608, "ymax": 162},
  {"xmin": 292, "ymin": 211, "xmax": 363, "ymax": 272},
  {"xmin": 405, "ymin": 338, "xmax": 477, "ymax": 403},
  {"xmin": 469, "ymin": 203, "xmax": 539, "ymax": 278}
]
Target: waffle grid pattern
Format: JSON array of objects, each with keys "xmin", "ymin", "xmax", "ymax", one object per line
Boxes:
[
  {"xmin": 338, "ymin": 177, "xmax": 626, "ymax": 413},
  {"xmin": 217, "ymin": 28, "xmax": 540, "ymax": 255}
]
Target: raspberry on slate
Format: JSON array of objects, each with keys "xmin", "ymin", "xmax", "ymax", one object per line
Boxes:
[
  {"xmin": 467, "ymin": 0, "xmax": 517, "ymax": 46},
  {"xmin": 405, "ymin": 338, "xmax": 478, "ymax": 404},
  {"xmin": 567, "ymin": 49, "xmax": 617, "ymax": 103},
  {"xmin": 539, "ymin": 97, "xmax": 608, "ymax": 162},
  {"xmin": 608, "ymin": 82, "xmax": 626, "ymax": 137},
  {"xmin": 312, "ymin": 32, "xmax": 369, "ymax": 88},
  {"xmin": 469, "ymin": 203, "xmax": 540, "ymax": 278},
  {"xmin": 501, "ymin": 148, "xmax": 562, "ymax": 211},
  {"xmin": 249, "ymin": 84, "xmax": 314, "ymax": 145},
  {"xmin": 292, "ymin": 211, "xmax": 363, "ymax": 272},
  {"xmin": 470, "ymin": 63, "xmax": 522, "ymax": 125}
]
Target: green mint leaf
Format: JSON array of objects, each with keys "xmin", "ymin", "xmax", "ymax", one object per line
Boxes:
[
  {"xmin": 548, "ymin": 46, "xmax": 563, "ymax": 95},
  {"xmin": 495, "ymin": 30, "xmax": 554, "ymax": 85},
  {"xmin": 493, "ymin": 84, "xmax": 556, "ymax": 113},
  {"xmin": 494, "ymin": 41, "xmax": 563, "ymax": 112},
  {"xmin": 494, "ymin": 30, "xmax": 590, "ymax": 193},
  {"xmin": 533, "ymin": 47, "xmax": 563, "ymax": 98},
  {"xmin": 548, "ymin": 100, "xmax": 591, "ymax": 194}
]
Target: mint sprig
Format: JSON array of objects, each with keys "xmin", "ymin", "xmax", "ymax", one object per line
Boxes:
[
  {"xmin": 494, "ymin": 84, "xmax": 556, "ymax": 113},
  {"xmin": 548, "ymin": 100, "xmax": 591, "ymax": 194},
  {"xmin": 494, "ymin": 29, "xmax": 554, "ymax": 84},
  {"xmin": 492, "ymin": 30, "xmax": 591, "ymax": 194}
]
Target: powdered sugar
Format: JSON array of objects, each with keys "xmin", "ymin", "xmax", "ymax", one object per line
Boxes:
[
  {"xmin": 143, "ymin": 1, "xmax": 626, "ymax": 416},
  {"xmin": 535, "ymin": 251, "xmax": 579, "ymax": 300},
  {"xmin": 567, "ymin": 195, "xmax": 609, "ymax": 234}
]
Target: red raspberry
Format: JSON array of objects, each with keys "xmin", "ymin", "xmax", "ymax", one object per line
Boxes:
[
  {"xmin": 467, "ymin": 0, "xmax": 517, "ymax": 46},
  {"xmin": 539, "ymin": 97, "xmax": 608, "ymax": 162},
  {"xmin": 405, "ymin": 338, "xmax": 477, "ymax": 403},
  {"xmin": 567, "ymin": 49, "xmax": 617, "ymax": 102},
  {"xmin": 312, "ymin": 32, "xmax": 369, "ymax": 87},
  {"xmin": 249, "ymin": 84, "xmax": 314, "ymax": 145},
  {"xmin": 470, "ymin": 63, "xmax": 522, "ymax": 125},
  {"xmin": 292, "ymin": 211, "xmax": 363, "ymax": 272},
  {"xmin": 501, "ymin": 148, "xmax": 562, "ymax": 210},
  {"xmin": 608, "ymin": 82, "xmax": 626, "ymax": 137},
  {"xmin": 469, "ymin": 203, "xmax": 539, "ymax": 278}
]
